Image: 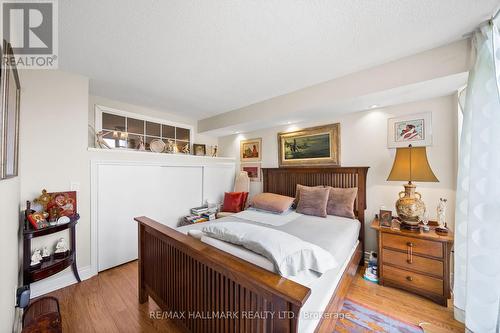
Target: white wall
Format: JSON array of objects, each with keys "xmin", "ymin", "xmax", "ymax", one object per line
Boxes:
[
  {"xmin": 218, "ymin": 95, "xmax": 458, "ymax": 251},
  {"xmin": 0, "ymin": 177, "xmax": 20, "ymax": 332},
  {"xmin": 18, "ymin": 70, "xmax": 92, "ymax": 294},
  {"xmin": 17, "ymin": 70, "xmax": 223, "ymax": 297},
  {"xmin": 88, "ymin": 95, "xmax": 218, "ymax": 148}
]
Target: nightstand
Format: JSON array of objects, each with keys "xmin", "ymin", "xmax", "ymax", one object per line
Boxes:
[{"xmin": 371, "ymin": 218, "xmax": 454, "ymax": 306}]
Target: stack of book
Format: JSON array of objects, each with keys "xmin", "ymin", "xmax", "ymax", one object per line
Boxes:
[
  {"xmin": 191, "ymin": 206, "xmax": 209, "ymax": 215},
  {"xmin": 363, "ymin": 265, "xmax": 378, "ymax": 283},
  {"xmin": 184, "ymin": 212, "xmax": 217, "ymax": 224}
]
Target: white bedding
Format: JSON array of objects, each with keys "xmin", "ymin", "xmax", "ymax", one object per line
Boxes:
[
  {"xmin": 231, "ymin": 208, "xmax": 302, "ymax": 226},
  {"xmin": 178, "ymin": 212, "xmax": 360, "ymax": 267},
  {"xmin": 202, "ymin": 222, "xmax": 337, "ymax": 279},
  {"xmin": 177, "ymin": 211, "xmax": 361, "ymax": 333}
]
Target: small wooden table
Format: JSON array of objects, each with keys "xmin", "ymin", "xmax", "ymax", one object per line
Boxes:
[
  {"xmin": 371, "ymin": 218, "xmax": 453, "ymax": 306},
  {"xmin": 23, "ymin": 215, "xmax": 81, "ymax": 286}
]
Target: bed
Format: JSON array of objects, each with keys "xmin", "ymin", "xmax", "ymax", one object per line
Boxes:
[{"xmin": 135, "ymin": 166, "xmax": 369, "ymax": 333}]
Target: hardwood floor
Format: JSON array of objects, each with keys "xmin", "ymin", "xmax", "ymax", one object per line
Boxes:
[{"xmin": 44, "ymin": 261, "xmax": 463, "ymax": 333}]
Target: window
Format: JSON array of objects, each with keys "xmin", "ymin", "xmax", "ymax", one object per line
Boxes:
[{"xmin": 95, "ymin": 105, "xmax": 192, "ymax": 152}]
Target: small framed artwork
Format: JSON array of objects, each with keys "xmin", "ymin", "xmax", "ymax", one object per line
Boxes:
[
  {"xmin": 278, "ymin": 123, "xmax": 340, "ymax": 167},
  {"xmin": 192, "ymin": 144, "xmax": 206, "ymax": 156},
  {"xmin": 387, "ymin": 112, "xmax": 432, "ymax": 148},
  {"xmin": 241, "ymin": 163, "xmax": 261, "ymax": 182},
  {"xmin": 379, "ymin": 209, "xmax": 392, "ymax": 227},
  {"xmin": 240, "ymin": 138, "xmax": 262, "ymax": 162}
]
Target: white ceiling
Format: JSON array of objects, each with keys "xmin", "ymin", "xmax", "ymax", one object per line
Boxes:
[{"xmin": 59, "ymin": 0, "xmax": 497, "ymax": 120}]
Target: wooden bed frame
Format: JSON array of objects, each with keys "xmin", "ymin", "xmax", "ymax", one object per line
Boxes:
[{"xmin": 135, "ymin": 166, "xmax": 369, "ymax": 333}]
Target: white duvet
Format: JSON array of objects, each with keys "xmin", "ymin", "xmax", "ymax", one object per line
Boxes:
[{"xmin": 202, "ymin": 222, "xmax": 338, "ymax": 279}]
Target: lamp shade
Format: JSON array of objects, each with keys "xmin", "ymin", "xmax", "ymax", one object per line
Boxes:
[{"xmin": 387, "ymin": 146, "xmax": 439, "ymax": 182}]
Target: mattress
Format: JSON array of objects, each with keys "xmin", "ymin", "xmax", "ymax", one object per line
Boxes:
[
  {"xmin": 178, "ymin": 212, "xmax": 360, "ymax": 267},
  {"xmin": 177, "ymin": 212, "xmax": 360, "ymax": 333}
]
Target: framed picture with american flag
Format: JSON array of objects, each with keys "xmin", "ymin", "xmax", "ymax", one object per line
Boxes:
[{"xmin": 388, "ymin": 112, "xmax": 432, "ymax": 148}]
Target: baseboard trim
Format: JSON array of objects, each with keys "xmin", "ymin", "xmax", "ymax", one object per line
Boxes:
[{"xmin": 29, "ymin": 266, "xmax": 94, "ymax": 299}]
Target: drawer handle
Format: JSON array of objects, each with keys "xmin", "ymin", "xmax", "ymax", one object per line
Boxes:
[
  {"xmin": 406, "ymin": 276, "xmax": 413, "ymax": 282},
  {"xmin": 406, "ymin": 242, "xmax": 414, "ymax": 264}
]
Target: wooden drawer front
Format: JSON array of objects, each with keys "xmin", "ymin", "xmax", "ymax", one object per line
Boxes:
[
  {"xmin": 382, "ymin": 249, "xmax": 444, "ymax": 277},
  {"xmin": 384, "ymin": 265, "xmax": 443, "ymax": 295},
  {"xmin": 382, "ymin": 233, "xmax": 443, "ymax": 258}
]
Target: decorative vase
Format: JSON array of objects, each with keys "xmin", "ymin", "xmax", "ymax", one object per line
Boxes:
[{"xmin": 395, "ymin": 182, "xmax": 425, "ymax": 229}]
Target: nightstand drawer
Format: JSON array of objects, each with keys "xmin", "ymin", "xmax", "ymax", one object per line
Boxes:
[
  {"xmin": 382, "ymin": 249, "xmax": 444, "ymax": 277},
  {"xmin": 382, "ymin": 233, "xmax": 443, "ymax": 258},
  {"xmin": 384, "ymin": 266, "xmax": 443, "ymax": 295}
]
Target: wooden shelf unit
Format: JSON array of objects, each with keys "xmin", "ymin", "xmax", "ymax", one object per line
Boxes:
[{"xmin": 23, "ymin": 213, "xmax": 81, "ymax": 286}]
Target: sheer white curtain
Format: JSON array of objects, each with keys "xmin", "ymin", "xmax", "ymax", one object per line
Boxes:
[{"xmin": 454, "ymin": 16, "xmax": 500, "ymax": 333}]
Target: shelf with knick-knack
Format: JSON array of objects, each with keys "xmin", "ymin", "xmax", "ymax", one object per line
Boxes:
[{"xmin": 23, "ymin": 190, "xmax": 81, "ymax": 286}]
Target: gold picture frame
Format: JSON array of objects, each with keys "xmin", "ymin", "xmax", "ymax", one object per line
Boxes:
[
  {"xmin": 278, "ymin": 123, "xmax": 340, "ymax": 167},
  {"xmin": 240, "ymin": 138, "xmax": 262, "ymax": 162}
]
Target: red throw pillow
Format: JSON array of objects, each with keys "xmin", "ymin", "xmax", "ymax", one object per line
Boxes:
[
  {"xmin": 240, "ymin": 192, "xmax": 249, "ymax": 211},
  {"xmin": 222, "ymin": 192, "xmax": 245, "ymax": 213}
]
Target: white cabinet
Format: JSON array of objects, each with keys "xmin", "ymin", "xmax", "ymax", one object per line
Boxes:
[{"xmin": 94, "ymin": 161, "xmax": 234, "ymax": 271}]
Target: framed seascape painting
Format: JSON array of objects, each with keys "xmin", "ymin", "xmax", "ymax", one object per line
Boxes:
[
  {"xmin": 278, "ymin": 123, "xmax": 340, "ymax": 167},
  {"xmin": 387, "ymin": 112, "xmax": 432, "ymax": 148},
  {"xmin": 240, "ymin": 138, "xmax": 262, "ymax": 162},
  {"xmin": 241, "ymin": 163, "xmax": 261, "ymax": 182}
]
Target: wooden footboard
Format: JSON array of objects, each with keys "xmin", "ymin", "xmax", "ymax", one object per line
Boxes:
[{"xmin": 136, "ymin": 216, "xmax": 311, "ymax": 333}]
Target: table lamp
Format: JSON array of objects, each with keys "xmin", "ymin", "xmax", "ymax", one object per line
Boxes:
[{"xmin": 387, "ymin": 145, "xmax": 438, "ymax": 230}]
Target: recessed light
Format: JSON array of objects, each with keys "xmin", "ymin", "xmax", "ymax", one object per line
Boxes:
[
  {"xmin": 287, "ymin": 121, "xmax": 292, "ymax": 124},
  {"xmin": 370, "ymin": 104, "xmax": 379, "ymax": 109},
  {"xmin": 235, "ymin": 131, "xmax": 240, "ymax": 134}
]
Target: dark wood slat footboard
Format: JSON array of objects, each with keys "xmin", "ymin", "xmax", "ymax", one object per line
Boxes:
[{"xmin": 136, "ymin": 216, "xmax": 310, "ymax": 333}]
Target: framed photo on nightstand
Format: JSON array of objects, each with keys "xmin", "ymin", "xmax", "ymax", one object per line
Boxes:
[{"xmin": 379, "ymin": 209, "xmax": 392, "ymax": 227}]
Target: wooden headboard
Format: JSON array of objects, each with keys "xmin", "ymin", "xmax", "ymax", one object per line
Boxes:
[{"xmin": 262, "ymin": 167, "xmax": 369, "ymax": 254}]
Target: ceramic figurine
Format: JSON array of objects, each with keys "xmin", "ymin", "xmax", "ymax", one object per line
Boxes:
[
  {"xmin": 211, "ymin": 145, "xmax": 218, "ymax": 157},
  {"xmin": 95, "ymin": 130, "xmax": 112, "ymax": 149},
  {"xmin": 31, "ymin": 249, "xmax": 43, "ymax": 267},
  {"xmin": 55, "ymin": 238, "xmax": 69, "ymax": 253},
  {"xmin": 137, "ymin": 136, "xmax": 145, "ymax": 151},
  {"xmin": 437, "ymin": 198, "xmax": 447, "ymax": 227},
  {"xmin": 182, "ymin": 143, "xmax": 190, "ymax": 154},
  {"xmin": 166, "ymin": 139, "xmax": 176, "ymax": 153},
  {"xmin": 41, "ymin": 247, "xmax": 50, "ymax": 260},
  {"xmin": 436, "ymin": 198, "xmax": 449, "ymax": 233}
]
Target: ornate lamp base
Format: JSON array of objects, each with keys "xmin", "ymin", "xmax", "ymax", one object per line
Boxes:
[{"xmin": 395, "ymin": 182, "xmax": 426, "ymax": 231}]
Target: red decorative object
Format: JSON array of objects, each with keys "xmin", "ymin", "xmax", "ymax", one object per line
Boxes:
[
  {"xmin": 240, "ymin": 192, "xmax": 249, "ymax": 210},
  {"xmin": 222, "ymin": 192, "xmax": 245, "ymax": 213},
  {"xmin": 27, "ymin": 212, "xmax": 49, "ymax": 230},
  {"xmin": 46, "ymin": 191, "xmax": 77, "ymax": 219}
]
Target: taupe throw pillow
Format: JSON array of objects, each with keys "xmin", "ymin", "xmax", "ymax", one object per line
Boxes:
[
  {"xmin": 326, "ymin": 187, "xmax": 357, "ymax": 219},
  {"xmin": 294, "ymin": 184, "xmax": 324, "ymax": 207},
  {"xmin": 296, "ymin": 186, "xmax": 330, "ymax": 217},
  {"xmin": 250, "ymin": 193, "xmax": 295, "ymax": 213}
]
